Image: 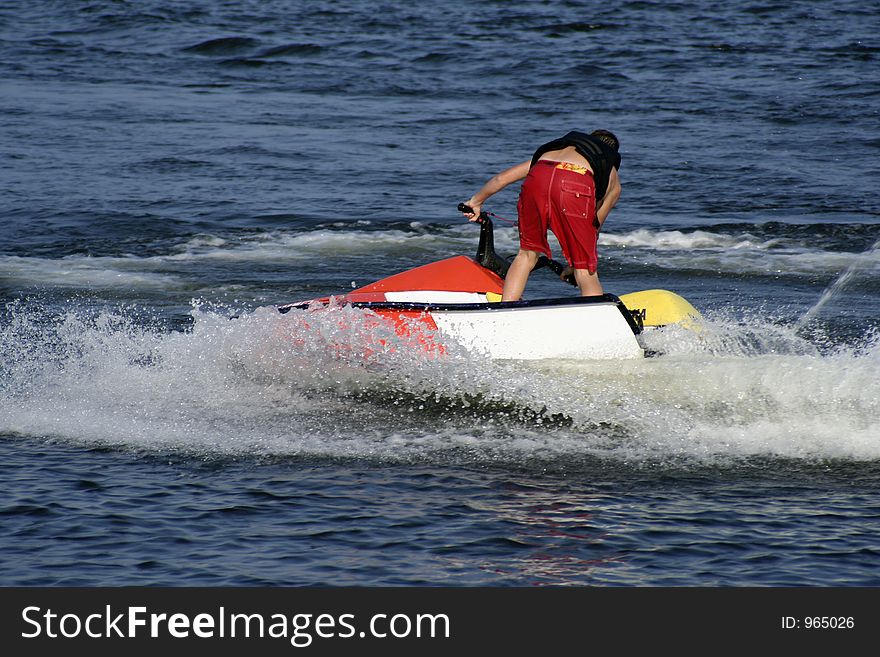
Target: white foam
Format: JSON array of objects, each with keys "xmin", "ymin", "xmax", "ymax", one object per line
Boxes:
[
  {"xmin": 547, "ymin": 345, "xmax": 880, "ymax": 461},
  {"xmin": 162, "ymin": 225, "xmax": 480, "ymax": 262},
  {"xmin": 0, "ymin": 226, "xmax": 492, "ymax": 292},
  {"xmin": 601, "ymin": 228, "xmax": 880, "ymax": 277},
  {"xmin": 601, "ymin": 228, "xmax": 768, "ymax": 251},
  {"xmin": 7, "ymin": 224, "xmax": 870, "ymax": 294},
  {"xmin": 2, "ymin": 300, "xmax": 879, "ymax": 464},
  {"xmin": 0, "ymin": 255, "xmax": 185, "ymax": 290}
]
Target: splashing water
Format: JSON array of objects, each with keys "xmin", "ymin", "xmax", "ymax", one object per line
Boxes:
[
  {"xmin": 795, "ymin": 239, "xmax": 880, "ymax": 331},
  {"xmin": 2, "ymin": 299, "xmax": 879, "ymax": 466}
]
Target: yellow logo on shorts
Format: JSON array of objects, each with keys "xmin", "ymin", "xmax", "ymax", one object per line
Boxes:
[{"xmin": 555, "ymin": 162, "xmax": 590, "ymax": 175}]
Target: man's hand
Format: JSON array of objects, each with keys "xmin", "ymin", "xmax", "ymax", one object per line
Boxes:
[
  {"xmin": 559, "ymin": 265, "xmax": 576, "ymax": 285},
  {"xmin": 461, "ymin": 199, "xmax": 482, "ymax": 222}
]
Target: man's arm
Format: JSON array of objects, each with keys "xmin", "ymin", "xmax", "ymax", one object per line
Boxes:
[
  {"xmin": 596, "ymin": 166, "xmax": 620, "ymax": 226},
  {"xmin": 462, "ymin": 160, "xmax": 531, "ymax": 221}
]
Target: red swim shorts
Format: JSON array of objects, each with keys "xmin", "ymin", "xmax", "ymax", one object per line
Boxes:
[{"xmin": 516, "ymin": 160, "xmax": 599, "ymax": 272}]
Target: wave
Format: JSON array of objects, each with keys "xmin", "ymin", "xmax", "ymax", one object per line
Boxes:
[
  {"xmin": 0, "ymin": 255, "xmax": 186, "ymax": 290},
  {"xmin": 182, "ymin": 37, "xmax": 260, "ymax": 55},
  {"xmin": 611, "ymin": 221, "xmax": 880, "ymax": 250},
  {"xmin": 2, "ymin": 299, "xmax": 878, "ymax": 466},
  {"xmin": 601, "ymin": 227, "xmax": 880, "ymax": 278},
  {"xmin": 218, "ymin": 58, "xmax": 284, "ymax": 69},
  {"xmin": 0, "ymin": 223, "xmax": 491, "ymax": 289},
  {"xmin": 255, "ymin": 43, "xmax": 324, "ymax": 58},
  {"xmin": 4, "ymin": 223, "xmax": 877, "ymax": 291},
  {"xmin": 602, "ymin": 228, "xmax": 771, "ymax": 250},
  {"xmin": 539, "ymin": 22, "xmax": 612, "ymax": 35}
]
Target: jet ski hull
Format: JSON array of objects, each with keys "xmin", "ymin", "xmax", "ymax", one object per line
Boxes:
[{"xmin": 280, "ymin": 293, "xmax": 644, "ymax": 360}]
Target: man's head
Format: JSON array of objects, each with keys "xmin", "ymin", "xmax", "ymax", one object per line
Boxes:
[{"xmin": 591, "ymin": 129, "xmax": 619, "ymax": 152}]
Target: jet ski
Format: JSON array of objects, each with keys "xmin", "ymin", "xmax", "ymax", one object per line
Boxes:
[{"xmin": 277, "ymin": 211, "xmax": 701, "ymax": 360}]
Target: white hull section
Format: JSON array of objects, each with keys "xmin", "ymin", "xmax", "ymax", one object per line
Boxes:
[{"xmin": 431, "ymin": 301, "xmax": 644, "ymax": 360}]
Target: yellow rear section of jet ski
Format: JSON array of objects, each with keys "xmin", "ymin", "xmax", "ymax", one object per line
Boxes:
[{"xmin": 619, "ymin": 289, "xmax": 702, "ymax": 329}]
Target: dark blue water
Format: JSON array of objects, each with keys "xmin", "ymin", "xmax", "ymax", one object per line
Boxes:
[{"xmin": 2, "ymin": 0, "xmax": 879, "ymax": 586}]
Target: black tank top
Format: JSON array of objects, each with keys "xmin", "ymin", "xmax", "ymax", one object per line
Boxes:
[{"xmin": 531, "ymin": 131, "xmax": 621, "ymax": 200}]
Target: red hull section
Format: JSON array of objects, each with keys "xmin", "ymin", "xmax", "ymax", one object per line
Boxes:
[
  {"xmin": 278, "ymin": 254, "xmax": 505, "ymax": 360},
  {"xmin": 353, "ymin": 255, "xmax": 504, "ymax": 295},
  {"xmin": 277, "ymin": 306, "xmax": 444, "ymax": 361}
]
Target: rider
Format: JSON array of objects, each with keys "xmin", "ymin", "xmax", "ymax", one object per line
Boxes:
[{"xmin": 461, "ymin": 129, "xmax": 621, "ymax": 301}]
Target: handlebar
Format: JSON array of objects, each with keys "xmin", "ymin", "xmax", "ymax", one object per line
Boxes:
[{"xmin": 457, "ymin": 202, "xmax": 489, "ymax": 223}]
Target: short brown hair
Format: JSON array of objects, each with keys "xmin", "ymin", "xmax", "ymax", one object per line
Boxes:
[{"xmin": 591, "ymin": 129, "xmax": 619, "ymax": 151}]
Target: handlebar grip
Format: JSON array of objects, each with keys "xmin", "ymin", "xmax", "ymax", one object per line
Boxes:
[{"xmin": 458, "ymin": 203, "xmax": 488, "ymax": 224}]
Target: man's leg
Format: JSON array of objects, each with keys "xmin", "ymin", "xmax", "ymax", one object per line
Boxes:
[
  {"xmin": 573, "ymin": 268, "xmax": 603, "ymax": 296},
  {"xmin": 502, "ymin": 249, "xmax": 540, "ymax": 301}
]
